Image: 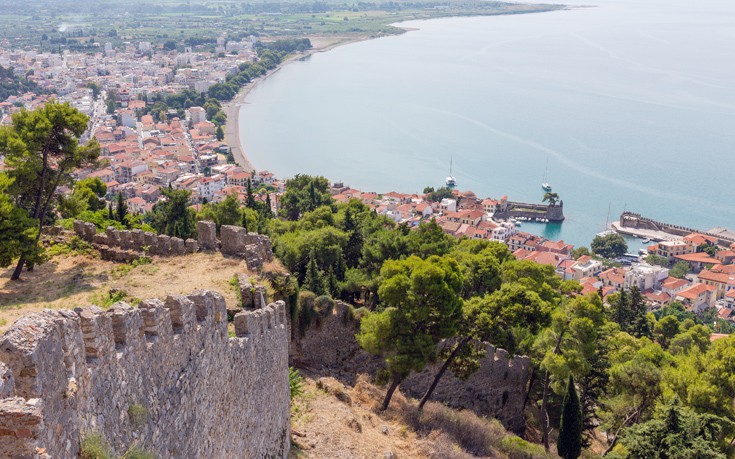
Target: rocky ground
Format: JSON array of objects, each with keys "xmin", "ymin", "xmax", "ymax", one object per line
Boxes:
[{"xmin": 289, "ymin": 373, "xmax": 554, "ymax": 459}]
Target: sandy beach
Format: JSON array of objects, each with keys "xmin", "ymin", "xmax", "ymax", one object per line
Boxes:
[{"xmin": 223, "ymin": 35, "xmax": 374, "ymax": 172}]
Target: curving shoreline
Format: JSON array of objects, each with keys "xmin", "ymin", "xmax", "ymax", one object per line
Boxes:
[
  {"xmin": 223, "ymin": 5, "xmax": 570, "ymax": 173},
  {"xmin": 223, "ymin": 35, "xmax": 375, "ymax": 172}
]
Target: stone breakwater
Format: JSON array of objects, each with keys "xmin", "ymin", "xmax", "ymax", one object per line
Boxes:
[
  {"xmin": 289, "ymin": 301, "xmax": 531, "ymax": 434},
  {"xmin": 0, "ymin": 291, "xmax": 290, "ymax": 459},
  {"xmin": 72, "ymin": 220, "xmax": 274, "ymax": 271}
]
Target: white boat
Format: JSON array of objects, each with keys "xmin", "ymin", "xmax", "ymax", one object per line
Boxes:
[
  {"xmin": 445, "ymin": 157, "xmax": 456, "ymax": 188},
  {"xmin": 541, "ymin": 158, "xmax": 552, "ymax": 191},
  {"xmin": 642, "ymin": 238, "xmax": 651, "ymax": 244}
]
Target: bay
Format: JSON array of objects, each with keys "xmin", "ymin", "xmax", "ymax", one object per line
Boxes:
[{"xmin": 239, "ymin": 0, "xmax": 735, "ymax": 248}]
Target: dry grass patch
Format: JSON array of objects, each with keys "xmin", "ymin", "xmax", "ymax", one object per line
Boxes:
[
  {"xmin": 0, "ymin": 251, "xmax": 256, "ymax": 333},
  {"xmin": 292, "ymin": 373, "xmax": 554, "ymax": 459}
]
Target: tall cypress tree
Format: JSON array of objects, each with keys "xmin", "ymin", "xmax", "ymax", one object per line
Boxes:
[
  {"xmin": 303, "ymin": 249, "xmax": 325, "ymax": 295},
  {"xmin": 115, "ymin": 193, "xmax": 128, "ymax": 226},
  {"xmin": 246, "ymin": 178, "xmax": 256, "ymax": 209},
  {"xmin": 558, "ymin": 375, "xmax": 583, "ymax": 459}
]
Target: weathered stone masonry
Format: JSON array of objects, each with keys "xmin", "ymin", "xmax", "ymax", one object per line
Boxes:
[
  {"xmin": 72, "ymin": 220, "xmax": 273, "ymax": 271},
  {"xmin": 0, "ymin": 291, "xmax": 290, "ymax": 459},
  {"xmin": 289, "ymin": 301, "xmax": 530, "ymax": 434}
]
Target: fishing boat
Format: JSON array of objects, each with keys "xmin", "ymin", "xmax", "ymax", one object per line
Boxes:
[
  {"xmin": 445, "ymin": 157, "xmax": 456, "ymax": 188},
  {"xmin": 541, "ymin": 158, "xmax": 551, "ymax": 191}
]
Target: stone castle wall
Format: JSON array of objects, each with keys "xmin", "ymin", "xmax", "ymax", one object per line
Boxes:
[
  {"xmin": 620, "ymin": 212, "xmax": 735, "ymax": 247},
  {"xmin": 0, "ymin": 291, "xmax": 290, "ymax": 459},
  {"xmin": 72, "ymin": 220, "xmax": 273, "ymax": 271},
  {"xmin": 289, "ymin": 301, "xmax": 530, "ymax": 434},
  {"xmin": 494, "ymin": 201, "xmax": 565, "ymax": 222}
]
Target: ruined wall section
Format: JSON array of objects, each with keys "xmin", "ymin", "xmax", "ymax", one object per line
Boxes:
[
  {"xmin": 72, "ymin": 220, "xmax": 273, "ymax": 271},
  {"xmin": 0, "ymin": 292, "xmax": 290, "ymax": 459},
  {"xmin": 290, "ymin": 302, "xmax": 530, "ymax": 434}
]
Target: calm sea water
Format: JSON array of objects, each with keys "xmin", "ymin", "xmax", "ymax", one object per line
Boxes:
[{"xmin": 239, "ymin": 0, "xmax": 735, "ymax": 248}]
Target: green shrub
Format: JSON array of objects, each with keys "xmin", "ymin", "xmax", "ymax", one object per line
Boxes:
[
  {"xmin": 313, "ymin": 294, "xmax": 334, "ymax": 314},
  {"xmin": 499, "ymin": 436, "xmax": 549, "ymax": 459},
  {"xmin": 121, "ymin": 446, "xmax": 156, "ymax": 459},
  {"xmin": 47, "ymin": 236, "xmax": 96, "ymax": 258},
  {"xmin": 289, "ymin": 367, "xmax": 304, "ymax": 400},
  {"xmin": 127, "ymin": 403, "xmax": 148, "ymax": 428},
  {"xmin": 80, "ymin": 433, "xmax": 113, "ymax": 459},
  {"xmin": 91, "ymin": 289, "xmax": 130, "ymax": 309},
  {"xmin": 131, "ymin": 256, "xmax": 152, "ymax": 268}
]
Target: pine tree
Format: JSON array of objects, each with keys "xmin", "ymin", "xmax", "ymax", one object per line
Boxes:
[
  {"xmin": 107, "ymin": 201, "xmax": 114, "ymax": 220},
  {"xmin": 303, "ymin": 249, "xmax": 325, "ymax": 295},
  {"xmin": 557, "ymin": 375, "xmax": 583, "ymax": 459}
]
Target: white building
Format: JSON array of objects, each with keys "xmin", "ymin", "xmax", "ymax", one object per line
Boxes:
[
  {"xmin": 491, "ymin": 222, "xmax": 517, "ymax": 242},
  {"xmin": 624, "ymin": 262, "xmax": 670, "ymax": 291},
  {"xmin": 570, "ymin": 256, "xmax": 604, "ymax": 281},
  {"xmin": 188, "ymin": 106, "xmax": 207, "ymax": 124},
  {"xmin": 439, "ymin": 198, "xmax": 457, "ymax": 213}
]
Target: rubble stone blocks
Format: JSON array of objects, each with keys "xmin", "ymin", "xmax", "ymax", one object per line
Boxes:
[
  {"xmin": 157, "ymin": 235, "xmax": 171, "ymax": 256},
  {"xmin": 170, "ymin": 237, "xmax": 186, "ymax": 255},
  {"xmin": 220, "ymin": 225, "xmax": 247, "ymax": 255},
  {"xmin": 73, "ymin": 220, "xmax": 85, "ymax": 238},
  {"xmin": 0, "ymin": 292, "xmax": 290, "ymax": 458},
  {"xmin": 106, "ymin": 227, "xmax": 120, "ymax": 248},
  {"xmin": 132, "ymin": 229, "xmax": 145, "ymax": 246},
  {"xmin": 197, "ymin": 221, "xmax": 217, "ymax": 250},
  {"xmin": 92, "ymin": 234, "xmax": 109, "ymax": 246},
  {"xmin": 83, "ymin": 222, "xmax": 97, "ymax": 241},
  {"xmin": 185, "ymin": 239, "xmax": 199, "ymax": 254},
  {"xmin": 144, "ymin": 232, "xmax": 158, "ymax": 255},
  {"xmin": 119, "ymin": 230, "xmax": 133, "ymax": 250}
]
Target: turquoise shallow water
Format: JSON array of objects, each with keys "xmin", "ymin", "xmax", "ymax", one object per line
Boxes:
[{"xmin": 239, "ymin": 0, "xmax": 735, "ymax": 248}]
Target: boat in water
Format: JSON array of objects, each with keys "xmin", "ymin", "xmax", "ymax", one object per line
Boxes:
[
  {"xmin": 446, "ymin": 157, "xmax": 456, "ymax": 188},
  {"xmin": 541, "ymin": 158, "xmax": 551, "ymax": 191}
]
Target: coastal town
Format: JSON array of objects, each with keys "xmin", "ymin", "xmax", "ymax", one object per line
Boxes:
[{"xmin": 1, "ymin": 35, "xmax": 734, "ymax": 330}]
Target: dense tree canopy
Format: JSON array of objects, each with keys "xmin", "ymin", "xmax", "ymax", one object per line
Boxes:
[
  {"xmin": 591, "ymin": 233, "xmax": 628, "ymax": 259},
  {"xmin": 0, "ymin": 101, "xmax": 100, "ymax": 279}
]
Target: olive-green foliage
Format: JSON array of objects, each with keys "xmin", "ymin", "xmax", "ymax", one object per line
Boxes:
[
  {"xmin": 669, "ymin": 261, "xmax": 690, "ymax": 279},
  {"xmin": 590, "ymin": 233, "xmax": 627, "ymax": 259},
  {"xmin": 149, "ymin": 187, "xmax": 197, "ymax": 239},
  {"xmin": 121, "ymin": 447, "xmax": 156, "ymax": 459},
  {"xmin": 0, "ymin": 172, "xmax": 38, "ymax": 267},
  {"xmin": 279, "ymin": 174, "xmax": 334, "ymax": 221},
  {"xmin": 0, "ymin": 101, "xmax": 101, "ymax": 279},
  {"xmin": 197, "ymin": 192, "xmax": 242, "ymax": 233},
  {"xmin": 127, "ymin": 403, "xmax": 148, "ymax": 428},
  {"xmin": 61, "ymin": 208, "xmax": 154, "ymax": 233},
  {"xmin": 289, "ymin": 367, "xmax": 304, "ymax": 400},
  {"xmin": 91, "ymin": 289, "xmax": 131, "ymax": 309},
  {"xmin": 80, "ymin": 433, "xmax": 113, "ymax": 459},
  {"xmin": 357, "ymin": 255, "xmax": 464, "ymax": 408},
  {"xmin": 616, "ymin": 400, "xmax": 731, "ymax": 459},
  {"xmin": 424, "ymin": 186, "xmax": 454, "ymax": 202},
  {"xmin": 46, "ymin": 236, "xmax": 96, "ymax": 258}
]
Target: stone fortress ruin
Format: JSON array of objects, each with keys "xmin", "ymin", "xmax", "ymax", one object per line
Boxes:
[
  {"xmin": 0, "ymin": 291, "xmax": 290, "ymax": 458},
  {"xmin": 1, "ymin": 221, "xmax": 533, "ymax": 456},
  {"xmin": 72, "ymin": 220, "xmax": 273, "ymax": 271}
]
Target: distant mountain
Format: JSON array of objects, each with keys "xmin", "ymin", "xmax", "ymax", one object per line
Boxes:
[{"xmin": 0, "ymin": 66, "xmax": 42, "ymax": 102}]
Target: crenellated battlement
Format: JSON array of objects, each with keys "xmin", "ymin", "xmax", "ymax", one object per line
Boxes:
[
  {"xmin": 0, "ymin": 291, "xmax": 290, "ymax": 459},
  {"xmin": 72, "ymin": 220, "xmax": 274, "ymax": 271},
  {"xmin": 620, "ymin": 211, "xmax": 735, "ymax": 246}
]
